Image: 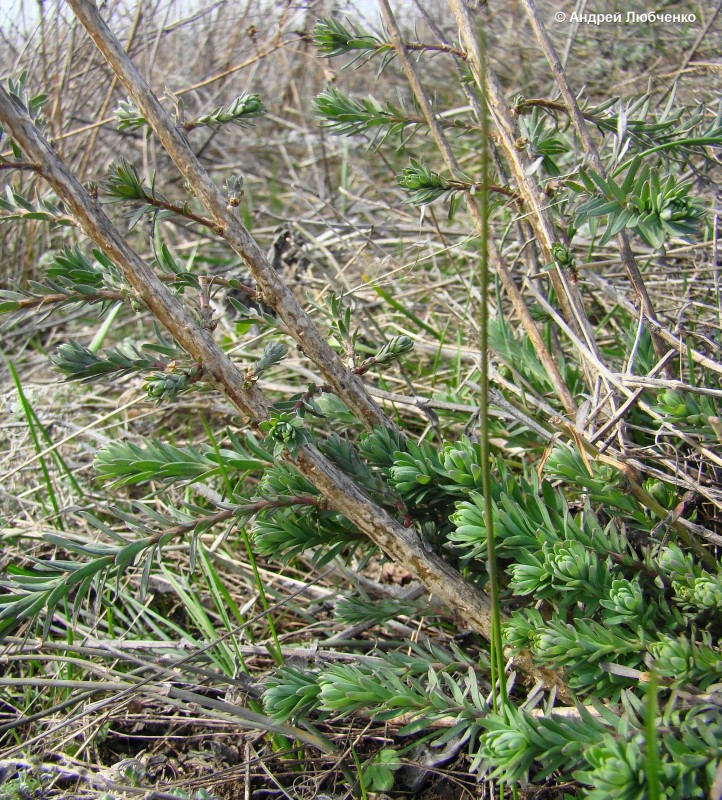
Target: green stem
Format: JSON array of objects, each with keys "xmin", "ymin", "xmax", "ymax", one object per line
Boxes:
[
  {"xmin": 239, "ymin": 525, "xmax": 284, "ymax": 666},
  {"xmin": 89, "ymin": 300, "xmax": 122, "ymax": 352},
  {"xmin": 613, "ymin": 136, "xmax": 722, "ymax": 177},
  {"xmin": 645, "ymin": 673, "xmax": 661, "ymax": 800},
  {"xmin": 476, "ymin": 27, "xmax": 507, "ymax": 709}
]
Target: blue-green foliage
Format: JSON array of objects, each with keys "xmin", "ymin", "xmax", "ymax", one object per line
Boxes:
[{"xmin": 258, "ymin": 422, "xmax": 722, "ymax": 790}]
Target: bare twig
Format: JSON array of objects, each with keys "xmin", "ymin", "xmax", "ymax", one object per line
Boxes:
[
  {"xmin": 519, "ymin": 0, "xmax": 670, "ymax": 369},
  {"xmin": 378, "ymin": 0, "xmax": 576, "ymax": 415},
  {"xmin": 66, "ymin": 0, "xmax": 393, "ymax": 433},
  {"xmin": 448, "ymin": 0, "xmax": 603, "ymax": 388},
  {"xmin": 586, "ymin": 270, "xmax": 722, "ymax": 378},
  {"xmin": 662, "ymin": 1, "xmax": 722, "ymax": 95}
]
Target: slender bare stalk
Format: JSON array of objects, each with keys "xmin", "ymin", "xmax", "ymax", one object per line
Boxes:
[
  {"xmin": 77, "ymin": 0, "xmax": 143, "ymax": 177},
  {"xmin": 377, "ymin": 0, "xmax": 577, "ymax": 415},
  {"xmin": 0, "ymin": 82, "xmax": 572, "ymax": 703},
  {"xmin": 519, "ymin": 0, "xmax": 670, "ymax": 368},
  {"xmin": 662, "ymin": 1, "xmax": 722, "ymax": 94},
  {"xmin": 447, "ymin": 0, "xmax": 606, "ymax": 396},
  {"xmin": 444, "ymin": 6, "xmax": 582, "ymax": 301},
  {"xmin": 65, "ymin": 0, "xmax": 393, "ymax": 434}
]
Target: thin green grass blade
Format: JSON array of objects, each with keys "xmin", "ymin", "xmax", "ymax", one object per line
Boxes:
[
  {"xmin": 365, "ymin": 279, "xmax": 442, "ymax": 339},
  {"xmin": 7, "ymin": 360, "xmax": 62, "ymax": 523}
]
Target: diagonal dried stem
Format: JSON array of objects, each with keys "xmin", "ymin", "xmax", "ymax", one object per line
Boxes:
[
  {"xmin": 519, "ymin": 0, "xmax": 670, "ymax": 370},
  {"xmin": 447, "ymin": 0, "xmax": 605, "ymax": 394},
  {"xmin": 65, "ymin": 0, "xmax": 393, "ymax": 434},
  {"xmin": 378, "ymin": 0, "xmax": 576, "ymax": 415},
  {"xmin": 587, "ymin": 268, "xmax": 722, "ymax": 379}
]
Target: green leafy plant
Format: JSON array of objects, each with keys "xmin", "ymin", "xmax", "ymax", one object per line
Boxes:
[
  {"xmin": 573, "ymin": 157, "xmax": 706, "ymax": 248},
  {"xmin": 363, "ymin": 748, "xmax": 402, "ymax": 792},
  {"xmin": 0, "ymin": 3, "xmax": 720, "ymax": 799},
  {"xmin": 114, "ymin": 92, "xmax": 265, "ymax": 132}
]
